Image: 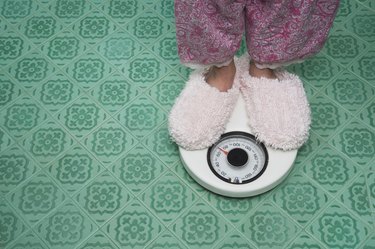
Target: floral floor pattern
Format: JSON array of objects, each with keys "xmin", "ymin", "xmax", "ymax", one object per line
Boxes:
[{"xmin": 0, "ymin": 0, "xmax": 374, "ymax": 248}]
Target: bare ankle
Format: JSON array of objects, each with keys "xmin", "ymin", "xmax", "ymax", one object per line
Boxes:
[
  {"xmin": 205, "ymin": 60, "xmax": 236, "ymax": 92},
  {"xmin": 249, "ymin": 62, "xmax": 277, "ymax": 79}
]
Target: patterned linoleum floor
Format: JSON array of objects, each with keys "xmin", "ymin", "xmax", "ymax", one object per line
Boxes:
[{"xmin": 0, "ymin": 0, "xmax": 374, "ymax": 248}]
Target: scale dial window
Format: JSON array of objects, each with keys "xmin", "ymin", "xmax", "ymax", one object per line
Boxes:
[{"xmin": 207, "ymin": 132, "xmax": 268, "ymax": 184}]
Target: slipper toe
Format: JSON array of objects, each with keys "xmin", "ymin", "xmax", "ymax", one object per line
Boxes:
[
  {"xmin": 239, "ymin": 57, "xmax": 311, "ymax": 150},
  {"xmin": 169, "ymin": 67, "xmax": 240, "ymax": 150}
]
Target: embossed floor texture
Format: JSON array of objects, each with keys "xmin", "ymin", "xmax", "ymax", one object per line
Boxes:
[{"xmin": 0, "ymin": 0, "xmax": 375, "ymax": 248}]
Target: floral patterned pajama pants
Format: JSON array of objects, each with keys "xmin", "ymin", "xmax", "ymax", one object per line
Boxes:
[{"xmin": 175, "ymin": 0, "xmax": 340, "ymax": 68}]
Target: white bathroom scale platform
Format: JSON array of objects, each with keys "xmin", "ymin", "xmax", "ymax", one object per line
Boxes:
[{"xmin": 179, "ymin": 95, "xmax": 297, "ymax": 198}]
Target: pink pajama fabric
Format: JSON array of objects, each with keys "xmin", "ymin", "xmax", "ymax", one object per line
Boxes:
[{"xmin": 175, "ymin": 0, "xmax": 340, "ymax": 67}]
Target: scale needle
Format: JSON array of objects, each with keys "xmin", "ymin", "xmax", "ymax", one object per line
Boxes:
[{"xmin": 219, "ymin": 147, "xmax": 229, "ymax": 155}]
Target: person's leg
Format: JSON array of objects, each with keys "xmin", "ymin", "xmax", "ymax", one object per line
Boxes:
[
  {"xmin": 170, "ymin": 0, "xmax": 246, "ymax": 149},
  {"xmin": 175, "ymin": 0, "xmax": 244, "ymax": 91},
  {"xmin": 205, "ymin": 60, "xmax": 236, "ymax": 92},
  {"xmin": 238, "ymin": 0, "xmax": 340, "ymax": 150},
  {"xmin": 244, "ymin": 0, "xmax": 340, "ymax": 68}
]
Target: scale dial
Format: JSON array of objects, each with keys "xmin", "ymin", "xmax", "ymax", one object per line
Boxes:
[{"xmin": 207, "ymin": 132, "xmax": 268, "ymax": 184}]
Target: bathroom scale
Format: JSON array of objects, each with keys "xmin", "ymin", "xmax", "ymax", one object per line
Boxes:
[{"xmin": 179, "ymin": 95, "xmax": 297, "ymax": 198}]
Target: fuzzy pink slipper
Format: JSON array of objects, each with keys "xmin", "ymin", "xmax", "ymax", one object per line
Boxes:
[
  {"xmin": 168, "ymin": 60, "xmax": 241, "ymax": 150},
  {"xmin": 238, "ymin": 56, "xmax": 311, "ymax": 151}
]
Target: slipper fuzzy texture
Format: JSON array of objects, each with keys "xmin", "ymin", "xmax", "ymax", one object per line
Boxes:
[
  {"xmin": 238, "ymin": 55, "xmax": 311, "ymax": 151},
  {"xmin": 168, "ymin": 61, "xmax": 241, "ymax": 150}
]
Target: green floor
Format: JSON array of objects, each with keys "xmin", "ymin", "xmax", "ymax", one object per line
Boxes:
[{"xmin": 0, "ymin": 0, "xmax": 374, "ymax": 248}]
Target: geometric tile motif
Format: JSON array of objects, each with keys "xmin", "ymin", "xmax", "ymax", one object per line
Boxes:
[
  {"xmin": 0, "ymin": 201, "xmax": 28, "ymax": 248},
  {"xmin": 12, "ymin": 56, "xmax": 50, "ymax": 87},
  {"xmin": 344, "ymin": 7, "xmax": 375, "ymax": 43},
  {"xmin": 82, "ymin": 119, "xmax": 136, "ymax": 165},
  {"xmin": 0, "ymin": 146, "xmax": 38, "ymax": 194},
  {"xmin": 272, "ymin": 173, "xmax": 330, "ymax": 225},
  {"xmin": 35, "ymin": 201, "xmax": 97, "ymax": 248},
  {"xmin": 32, "ymin": 72, "xmax": 82, "ymax": 114},
  {"xmin": 358, "ymin": 101, "xmax": 375, "ymax": 129},
  {"xmin": 362, "ymin": 235, "xmax": 375, "ymax": 249},
  {"xmin": 79, "ymin": 15, "xmax": 110, "ymax": 39},
  {"xmin": 174, "ymin": 64, "xmax": 193, "ymax": 81},
  {"xmin": 287, "ymin": 233, "xmax": 325, "ymax": 249},
  {"xmin": 111, "ymin": 144, "xmax": 165, "ymax": 195},
  {"xmin": 71, "ymin": 11, "xmax": 117, "ymax": 46},
  {"xmin": 66, "ymin": 51, "xmax": 114, "ymax": 90},
  {"xmin": 91, "ymin": 73, "xmax": 139, "ymax": 114},
  {"xmin": 350, "ymin": 49, "xmax": 375, "ymax": 81},
  {"xmin": 0, "ymin": 35, "xmax": 26, "ymax": 67},
  {"xmin": 151, "ymin": 31, "xmax": 180, "ymax": 67},
  {"xmin": 35, "ymin": 202, "xmax": 97, "ymax": 249},
  {"xmin": 75, "ymin": 171, "xmax": 133, "ymax": 225},
  {"xmin": 71, "ymin": 57, "xmax": 103, "ymax": 84},
  {"xmin": 147, "ymin": 71, "xmax": 185, "ymax": 111},
  {"xmin": 366, "ymin": 172, "xmax": 375, "ymax": 211},
  {"xmin": 324, "ymin": 30, "xmax": 366, "ymax": 66},
  {"xmin": 19, "ymin": 12, "xmax": 62, "ymax": 45},
  {"xmin": 56, "ymin": 153, "xmax": 93, "ymax": 182},
  {"xmin": 288, "ymin": 54, "xmax": 343, "ymax": 89},
  {"xmin": 0, "ymin": 73, "xmax": 22, "ymax": 110},
  {"xmin": 105, "ymin": 200, "xmax": 164, "ymax": 249},
  {"xmin": 57, "ymin": 95, "xmax": 108, "ymax": 139},
  {"xmin": 125, "ymin": 10, "xmax": 171, "ymax": 47},
  {"xmin": 215, "ymin": 232, "xmax": 256, "ymax": 249},
  {"xmin": 76, "ymin": 231, "xmax": 118, "ymax": 249},
  {"xmin": 140, "ymin": 172, "xmax": 197, "ymax": 224},
  {"xmin": 64, "ymin": 103, "xmax": 100, "ymax": 132},
  {"xmin": 48, "ymin": 145, "xmax": 102, "ymax": 196},
  {"xmin": 145, "ymin": 230, "xmax": 188, "ymax": 249},
  {"xmin": 310, "ymin": 94, "xmax": 350, "ymax": 139},
  {"xmin": 40, "ymin": 0, "xmax": 93, "ymax": 26},
  {"xmin": 142, "ymin": 123, "xmax": 180, "ymax": 166},
  {"xmin": 122, "ymin": 50, "xmax": 170, "ymax": 90},
  {"xmin": 153, "ymin": 0, "xmax": 175, "ymax": 24},
  {"xmin": 6, "ymin": 172, "xmax": 66, "ymax": 226},
  {"xmin": 1, "ymin": 0, "xmax": 32, "ymax": 20},
  {"xmin": 309, "ymin": 203, "xmax": 371, "ymax": 249},
  {"xmin": 54, "ymin": 0, "xmax": 86, "ymax": 19},
  {"xmin": 357, "ymin": 0, "xmax": 374, "ymax": 10},
  {"xmin": 96, "ymin": 30, "xmax": 144, "ymax": 68},
  {"xmin": 41, "ymin": 79, "xmax": 73, "ymax": 105},
  {"xmin": 334, "ymin": 0, "xmax": 360, "ymax": 24},
  {"xmin": 100, "ymin": 0, "xmax": 143, "ymax": 26},
  {"xmin": 330, "ymin": 120, "xmax": 375, "ymax": 166},
  {"xmin": 42, "ymin": 31, "xmax": 88, "ymax": 67},
  {"xmin": 6, "ymin": 230, "xmax": 48, "ymax": 249},
  {"xmin": 206, "ymin": 192, "xmax": 262, "ymax": 225},
  {"xmin": 324, "ymin": 70, "xmax": 374, "ymax": 113},
  {"xmin": 171, "ymin": 201, "xmax": 229, "ymax": 247},
  {"xmin": 304, "ymin": 146, "xmax": 358, "ymax": 194},
  {"xmin": 339, "ymin": 174, "xmax": 373, "ymax": 226},
  {"xmin": 102, "ymin": 35, "xmax": 137, "ymax": 62},
  {"xmin": 171, "ymin": 161, "xmax": 208, "ymax": 196},
  {"xmin": 240, "ymin": 202, "xmax": 299, "ymax": 249},
  {"xmin": 0, "ymin": 211, "xmax": 16, "ymax": 247},
  {"xmin": 149, "ymin": 178, "xmax": 189, "ymax": 214},
  {"xmin": 0, "ymin": 127, "xmax": 13, "ymax": 153},
  {"xmin": 1, "ymin": 96, "xmax": 48, "ymax": 139},
  {"xmin": 117, "ymin": 95, "xmax": 167, "ymax": 139},
  {"xmin": 21, "ymin": 120, "xmax": 75, "ymax": 165},
  {"xmin": 292, "ymin": 132, "xmax": 323, "ymax": 172}
]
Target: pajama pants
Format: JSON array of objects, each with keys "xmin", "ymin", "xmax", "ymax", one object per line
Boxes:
[{"xmin": 175, "ymin": 0, "xmax": 340, "ymax": 68}]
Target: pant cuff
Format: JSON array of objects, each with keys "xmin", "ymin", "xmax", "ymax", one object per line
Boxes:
[
  {"xmin": 254, "ymin": 59, "xmax": 305, "ymax": 69},
  {"xmin": 182, "ymin": 58, "xmax": 233, "ymax": 70}
]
